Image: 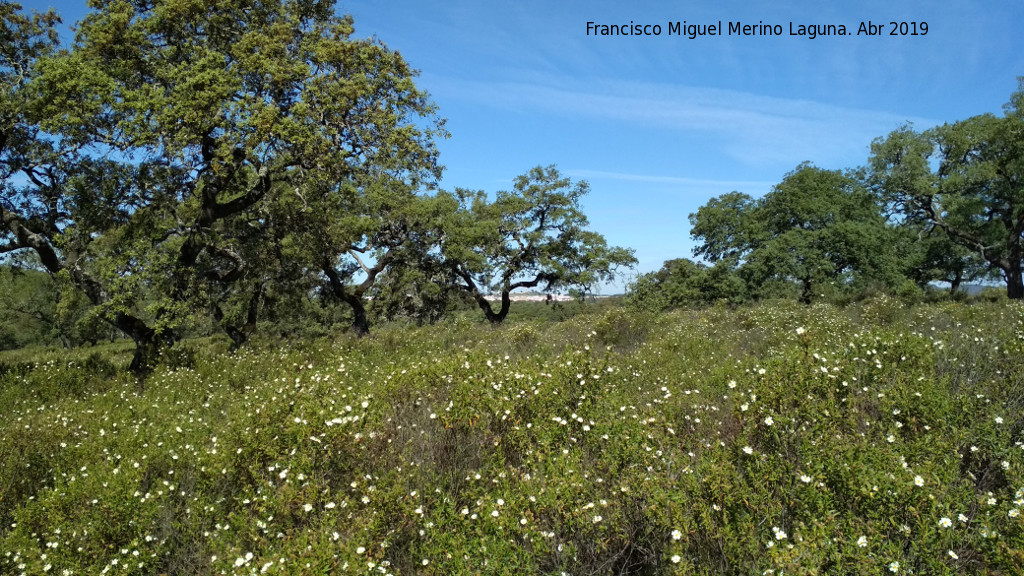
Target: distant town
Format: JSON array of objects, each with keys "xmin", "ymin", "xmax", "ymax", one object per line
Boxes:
[{"xmin": 482, "ymin": 292, "xmax": 577, "ymax": 302}]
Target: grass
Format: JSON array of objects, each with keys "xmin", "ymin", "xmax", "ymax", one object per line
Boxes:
[{"xmin": 1, "ymin": 298, "xmax": 1023, "ymax": 575}]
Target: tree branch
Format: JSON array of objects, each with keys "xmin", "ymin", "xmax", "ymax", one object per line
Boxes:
[
  {"xmin": 347, "ymin": 249, "xmax": 373, "ymax": 276},
  {"xmin": 507, "ymin": 271, "xmax": 558, "ymax": 292},
  {"xmin": 914, "ymin": 195, "xmax": 1009, "ymax": 271},
  {"xmin": 1, "ymin": 205, "xmax": 62, "ymax": 273}
]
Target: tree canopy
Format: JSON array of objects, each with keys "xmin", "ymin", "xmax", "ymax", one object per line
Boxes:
[
  {"xmin": 870, "ymin": 79, "xmax": 1024, "ymax": 299},
  {"xmin": 6, "ymin": 0, "xmax": 1023, "ymax": 368},
  {"xmin": 627, "ymin": 258, "xmax": 746, "ymax": 311},
  {"xmin": 689, "ymin": 163, "xmax": 899, "ymax": 303},
  {"xmin": 1, "ymin": 2, "xmax": 635, "ymax": 369}
]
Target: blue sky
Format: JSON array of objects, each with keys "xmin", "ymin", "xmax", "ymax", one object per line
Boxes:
[{"xmin": 37, "ymin": 0, "xmax": 1024, "ymax": 292}]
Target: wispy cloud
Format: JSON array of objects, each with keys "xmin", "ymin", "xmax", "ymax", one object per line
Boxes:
[
  {"xmin": 426, "ymin": 75, "xmax": 939, "ymax": 169},
  {"xmin": 566, "ymin": 169, "xmax": 774, "ymax": 191}
]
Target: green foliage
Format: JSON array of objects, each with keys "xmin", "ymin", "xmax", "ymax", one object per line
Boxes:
[
  {"xmin": 592, "ymin": 306, "xmax": 655, "ymax": 352},
  {"xmin": 891, "ymin": 225, "xmax": 994, "ymax": 295},
  {"xmin": 689, "ymin": 191, "xmax": 760, "ymax": 267},
  {"xmin": 0, "ymin": 266, "xmax": 54, "ymax": 348},
  {"xmin": 855, "ymin": 293, "xmax": 906, "ymax": 325},
  {"xmin": 279, "ymin": 155, "xmax": 448, "ymax": 338},
  {"xmin": 504, "ymin": 296, "xmax": 623, "ymax": 323},
  {"xmin": 628, "ymin": 258, "xmax": 747, "ymax": 311},
  {"xmin": 369, "ymin": 259, "xmax": 472, "ymax": 326},
  {"xmin": 0, "ymin": 265, "xmax": 113, "ymax": 349},
  {"xmin": 2, "ymin": 302, "xmax": 1024, "ymax": 574},
  {"xmin": 3, "ymin": 0, "xmax": 445, "ymax": 370}
]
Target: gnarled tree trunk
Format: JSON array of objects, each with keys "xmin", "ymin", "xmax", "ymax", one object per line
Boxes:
[
  {"xmin": 340, "ymin": 291, "xmax": 370, "ymax": 337},
  {"xmin": 471, "ymin": 290, "xmax": 510, "ymax": 325},
  {"xmin": 800, "ymin": 276, "xmax": 813, "ymax": 304},
  {"xmin": 110, "ymin": 313, "xmax": 172, "ymax": 377},
  {"xmin": 323, "ymin": 264, "xmax": 375, "ymax": 338}
]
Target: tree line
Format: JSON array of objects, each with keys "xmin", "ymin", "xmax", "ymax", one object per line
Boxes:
[
  {"xmin": 629, "ymin": 81, "xmax": 1024, "ymax": 310},
  {"xmin": 0, "ymin": 1, "xmax": 635, "ymax": 373},
  {"xmin": 4, "ymin": 1, "xmax": 1022, "ymax": 375}
]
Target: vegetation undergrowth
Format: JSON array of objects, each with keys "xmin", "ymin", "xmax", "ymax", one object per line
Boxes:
[{"xmin": 2, "ymin": 301, "xmax": 1023, "ymax": 575}]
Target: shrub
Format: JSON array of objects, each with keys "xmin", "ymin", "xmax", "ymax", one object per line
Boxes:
[{"xmin": 593, "ymin": 307, "xmax": 653, "ymax": 352}]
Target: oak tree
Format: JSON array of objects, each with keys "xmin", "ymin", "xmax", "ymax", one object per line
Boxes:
[
  {"xmin": 439, "ymin": 165, "xmax": 636, "ymax": 323},
  {"xmin": 1, "ymin": 0, "xmax": 443, "ymax": 372},
  {"xmin": 871, "ymin": 80, "xmax": 1024, "ymax": 299},
  {"xmin": 690, "ymin": 164, "xmax": 899, "ymax": 303}
]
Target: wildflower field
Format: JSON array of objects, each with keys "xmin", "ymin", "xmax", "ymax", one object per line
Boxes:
[{"xmin": 2, "ymin": 299, "xmax": 1023, "ymax": 575}]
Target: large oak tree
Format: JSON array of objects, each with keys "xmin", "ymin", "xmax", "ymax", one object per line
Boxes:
[
  {"xmin": 1, "ymin": 0, "xmax": 443, "ymax": 373},
  {"xmin": 690, "ymin": 163, "xmax": 900, "ymax": 303},
  {"xmin": 870, "ymin": 80, "xmax": 1024, "ymax": 299}
]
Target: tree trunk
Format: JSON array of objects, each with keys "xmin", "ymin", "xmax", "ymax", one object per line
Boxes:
[
  {"xmin": 1000, "ymin": 227, "xmax": 1023, "ymax": 299},
  {"xmin": 346, "ymin": 293, "xmax": 370, "ymax": 338},
  {"xmin": 1007, "ymin": 262, "xmax": 1023, "ymax": 300},
  {"xmin": 949, "ymin": 272, "xmax": 962, "ymax": 297},
  {"xmin": 223, "ymin": 326, "xmax": 246, "ymax": 351},
  {"xmin": 492, "ymin": 291, "xmax": 511, "ymax": 324},
  {"xmin": 125, "ymin": 327, "xmax": 165, "ymax": 377},
  {"xmin": 800, "ymin": 277, "xmax": 813, "ymax": 304},
  {"xmin": 472, "ymin": 291, "xmax": 511, "ymax": 324},
  {"xmin": 323, "ymin": 265, "xmax": 372, "ymax": 337},
  {"xmin": 128, "ymin": 334, "xmax": 159, "ymax": 376},
  {"xmin": 107, "ymin": 312, "xmax": 171, "ymax": 378},
  {"xmin": 215, "ymin": 284, "xmax": 264, "ymax": 351}
]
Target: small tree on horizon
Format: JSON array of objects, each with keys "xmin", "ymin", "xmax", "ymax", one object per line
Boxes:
[{"xmin": 439, "ymin": 165, "xmax": 636, "ymax": 324}]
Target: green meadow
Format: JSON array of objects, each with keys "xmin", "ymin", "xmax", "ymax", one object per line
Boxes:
[{"xmin": 2, "ymin": 299, "xmax": 1022, "ymax": 575}]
